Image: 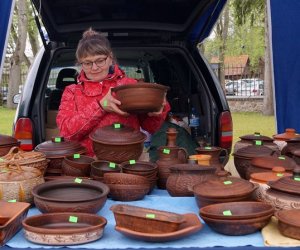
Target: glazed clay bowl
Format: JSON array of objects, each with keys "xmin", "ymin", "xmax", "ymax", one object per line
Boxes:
[
  {"xmin": 32, "ymin": 179, "xmax": 110, "ymax": 213},
  {"xmin": 199, "ymin": 201, "xmax": 274, "ymax": 220},
  {"xmin": 22, "ymin": 212, "xmax": 107, "ymax": 245},
  {"xmin": 111, "ymin": 82, "xmax": 170, "ymax": 114},
  {"xmin": 62, "ymin": 155, "xmax": 94, "ymax": 177},
  {"xmin": 90, "ymin": 160, "xmax": 122, "ymax": 178},
  {"xmin": 275, "ymin": 209, "xmax": 300, "ymax": 240},
  {"xmin": 201, "ymin": 213, "xmax": 272, "ymax": 236}
]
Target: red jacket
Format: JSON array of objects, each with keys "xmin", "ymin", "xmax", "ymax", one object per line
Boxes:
[{"xmin": 56, "ymin": 65, "xmax": 170, "ymax": 156}]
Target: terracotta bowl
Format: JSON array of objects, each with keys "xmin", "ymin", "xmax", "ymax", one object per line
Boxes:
[
  {"xmin": 199, "ymin": 201, "xmax": 274, "ymax": 220},
  {"xmin": 275, "ymin": 209, "xmax": 300, "ymax": 240},
  {"xmin": 201, "ymin": 213, "xmax": 272, "ymax": 235},
  {"xmin": 32, "ymin": 179, "xmax": 109, "ymax": 213},
  {"xmin": 90, "ymin": 160, "xmax": 122, "ymax": 178},
  {"xmin": 110, "ymin": 204, "xmax": 185, "ymax": 234},
  {"xmin": 22, "ymin": 212, "xmax": 107, "ymax": 245},
  {"xmin": 111, "ymin": 82, "xmax": 169, "ymax": 114},
  {"xmin": 62, "ymin": 155, "xmax": 94, "ymax": 177}
]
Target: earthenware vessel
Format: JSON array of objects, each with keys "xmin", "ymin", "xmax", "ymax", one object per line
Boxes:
[
  {"xmin": 90, "ymin": 124, "xmax": 146, "ymax": 163},
  {"xmin": 273, "ymin": 128, "xmax": 300, "ymax": 141},
  {"xmin": 90, "ymin": 160, "xmax": 121, "ymax": 180},
  {"xmin": 62, "ymin": 154, "xmax": 94, "ymax": 177},
  {"xmin": 290, "ymin": 148, "xmax": 300, "ymax": 165},
  {"xmin": 275, "ymin": 209, "xmax": 300, "ymax": 240},
  {"xmin": 0, "ymin": 134, "xmax": 20, "ymax": 157},
  {"xmin": 111, "ymin": 82, "xmax": 170, "ymax": 114},
  {"xmin": 166, "ymin": 164, "xmax": 217, "ymax": 197}
]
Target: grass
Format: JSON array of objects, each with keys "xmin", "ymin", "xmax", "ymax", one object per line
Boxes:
[{"xmin": 0, "ymin": 107, "xmax": 276, "ymax": 147}]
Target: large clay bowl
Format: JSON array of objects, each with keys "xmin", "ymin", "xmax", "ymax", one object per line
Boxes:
[
  {"xmin": 111, "ymin": 82, "xmax": 169, "ymax": 114},
  {"xmin": 275, "ymin": 209, "xmax": 300, "ymax": 240},
  {"xmin": 199, "ymin": 201, "xmax": 274, "ymax": 220},
  {"xmin": 32, "ymin": 179, "xmax": 109, "ymax": 213},
  {"xmin": 201, "ymin": 213, "xmax": 272, "ymax": 235},
  {"xmin": 22, "ymin": 212, "xmax": 107, "ymax": 245}
]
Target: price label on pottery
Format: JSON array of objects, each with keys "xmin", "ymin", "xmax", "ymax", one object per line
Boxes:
[
  {"xmin": 114, "ymin": 123, "xmax": 121, "ymax": 129},
  {"xmin": 103, "ymin": 100, "xmax": 108, "ymax": 107},
  {"xmin": 204, "ymin": 146, "xmax": 212, "ymax": 150},
  {"xmin": 109, "ymin": 162, "xmax": 116, "ymax": 168},
  {"xmin": 278, "ymin": 156, "xmax": 286, "ymax": 160},
  {"xmin": 223, "ymin": 180, "xmax": 232, "ymax": 185},
  {"xmin": 255, "ymin": 140, "xmax": 262, "ymax": 146},
  {"xmin": 146, "ymin": 213, "xmax": 156, "ymax": 219},
  {"xmin": 54, "ymin": 137, "xmax": 61, "ymax": 143},
  {"xmin": 129, "ymin": 160, "xmax": 136, "ymax": 165},
  {"xmin": 254, "ymin": 132, "xmax": 261, "ymax": 136},
  {"xmin": 74, "ymin": 178, "xmax": 82, "ymax": 183},
  {"xmin": 294, "ymin": 177, "xmax": 300, "ymax": 181},
  {"xmin": 8, "ymin": 199, "xmax": 17, "ymax": 203},
  {"xmin": 163, "ymin": 148, "xmax": 170, "ymax": 154},
  {"xmin": 1, "ymin": 168, "xmax": 8, "ymax": 173},
  {"xmin": 0, "ymin": 158, "xmax": 4, "ymax": 162},
  {"xmin": 277, "ymin": 173, "xmax": 283, "ymax": 177},
  {"xmin": 223, "ymin": 210, "xmax": 232, "ymax": 216},
  {"xmin": 69, "ymin": 216, "xmax": 78, "ymax": 223},
  {"xmin": 73, "ymin": 154, "xmax": 80, "ymax": 159}
]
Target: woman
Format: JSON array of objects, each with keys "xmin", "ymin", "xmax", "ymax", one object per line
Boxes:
[{"xmin": 56, "ymin": 28, "xmax": 170, "ymax": 156}]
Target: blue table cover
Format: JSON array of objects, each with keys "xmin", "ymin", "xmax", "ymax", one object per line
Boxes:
[{"xmin": 6, "ymin": 189, "xmax": 265, "ymax": 249}]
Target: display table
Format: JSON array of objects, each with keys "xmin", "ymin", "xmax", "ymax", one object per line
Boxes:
[{"xmin": 5, "ymin": 189, "xmax": 267, "ymax": 249}]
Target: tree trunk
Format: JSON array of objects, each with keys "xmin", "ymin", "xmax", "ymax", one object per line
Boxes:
[
  {"xmin": 7, "ymin": 0, "xmax": 28, "ymax": 108},
  {"xmin": 263, "ymin": 0, "xmax": 274, "ymax": 115}
]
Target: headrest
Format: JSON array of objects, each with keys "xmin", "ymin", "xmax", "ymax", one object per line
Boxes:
[{"xmin": 56, "ymin": 68, "xmax": 77, "ymax": 89}]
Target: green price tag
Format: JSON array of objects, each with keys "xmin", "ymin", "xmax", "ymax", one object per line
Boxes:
[
  {"xmin": 54, "ymin": 137, "xmax": 61, "ymax": 143},
  {"xmin": 223, "ymin": 181, "xmax": 232, "ymax": 185},
  {"xmin": 1, "ymin": 169, "xmax": 8, "ymax": 173},
  {"xmin": 73, "ymin": 154, "xmax": 80, "ymax": 159},
  {"xmin": 294, "ymin": 177, "xmax": 300, "ymax": 181},
  {"xmin": 129, "ymin": 160, "xmax": 136, "ymax": 165},
  {"xmin": 69, "ymin": 216, "xmax": 78, "ymax": 223},
  {"xmin": 109, "ymin": 162, "xmax": 116, "ymax": 168},
  {"xmin": 163, "ymin": 148, "xmax": 170, "ymax": 154},
  {"xmin": 74, "ymin": 178, "xmax": 82, "ymax": 183},
  {"xmin": 278, "ymin": 156, "xmax": 286, "ymax": 160},
  {"xmin": 204, "ymin": 146, "xmax": 212, "ymax": 150},
  {"xmin": 223, "ymin": 210, "xmax": 232, "ymax": 216},
  {"xmin": 276, "ymin": 173, "xmax": 283, "ymax": 177},
  {"xmin": 255, "ymin": 140, "xmax": 262, "ymax": 146},
  {"xmin": 254, "ymin": 133, "xmax": 261, "ymax": 136},
  {"xmin": 0, "ymin": 158, "xmax": 4, "ymax": 162},
  {"xmin": 114, "ymin": 123, "xmax": 121, "ymax": 129},
  {"xmin": 146, "ymin": 213, "xmax": 156, "ymax": 219},
  {"xmin": 8, "ymin": 199, "xmax": 17, "ymax": 203},
  {"xmin": 103, "ymin": 100, "xmax": 108, "ymax": 107}
]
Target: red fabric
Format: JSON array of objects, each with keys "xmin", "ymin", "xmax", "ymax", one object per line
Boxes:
[{"xmin": 56, "ymin": 64, "xmax": 170, "ymax": 156}]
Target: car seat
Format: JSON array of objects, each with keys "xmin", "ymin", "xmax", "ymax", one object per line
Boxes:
[{"xmin": 48, "ymin": 68, "xmax": 78, "ymax": 110}]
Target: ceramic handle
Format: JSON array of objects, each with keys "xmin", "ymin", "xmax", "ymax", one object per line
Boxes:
[
  {"xmin": 177, "ymin": 147, "xmax": 188, "ymax": 163},
  {"xmin": 219, "ymin": 148, "xmax": 229, "ymax": 166}
]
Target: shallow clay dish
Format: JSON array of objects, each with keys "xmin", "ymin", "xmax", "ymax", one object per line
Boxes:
[
  {"xmin": 0, "ymin": 201, "xmax": 30, "ymax": 246},
  {"xmin": 115, "ymin": 213, "xmax": 202, "ymax": 242},
  {"xmin": 111, "ymin": 82, "xmax": 169, "ymax": 113},
  {"xmin": 22, "ymin": 212, "xmax": 107, "ymax": 245},
  {"xmin": 32, "ymin": 179, "xmax": 109, "ymax": 213},
  {"xmin": 275, "ymin": 209, "xmax": 300, "ymax": 240},
  {"xmin": 199, "ymin": 201, "xmax": 274, "ymax": 220}
]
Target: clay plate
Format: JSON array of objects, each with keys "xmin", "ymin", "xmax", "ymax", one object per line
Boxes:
[
  {"xmin": 115, "ymin": 213, "xmax": 202, "ymax": 242},
  {"xmin": 22, "ymin": 212, "xmax": 107, "ymax": 245}
]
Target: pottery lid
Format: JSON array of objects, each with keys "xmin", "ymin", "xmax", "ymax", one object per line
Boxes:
[
  {"xmin": 250, "ymin": 167, "xmax": 292, "ymax": 184},
  {"xmin": 35, "ymin": 137, "xmax": 86, "ymax": 157},
  {"xmin": 239, "ymin": 132, "xmax": 273, "ymax": 142},
  {"xmin": 0, "ymin": 134, "xmax": 19, "ymax": 147},
  {"xmin": 233, "ymin": 141, "xmax": 275, "ymax": 158},
  {"xmin": 193, "ymin": 176, "xmax": 256, "ymax": 198},
  {"xmin": 276, "ymin": 209, "xmax": 300, "ymax": 227},
  {"xmin": 268, "ymin": 168, "xmax": 300, "ymax": 195},
  {"xmin": 273, "ymin": 128, "xmax": 300, "ymax": 141},
  {"xmin": 250, "ymin": 155, "xmax": 296, "ymax": 171},
  {"xmin": 90, "ymin": 124, "xmax": 146, "ymax": 145}
]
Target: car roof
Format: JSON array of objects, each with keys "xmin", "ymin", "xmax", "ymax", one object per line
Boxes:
[{"xmin": 32, "ymin": 0, "xmax": 227, "ymax": 44}]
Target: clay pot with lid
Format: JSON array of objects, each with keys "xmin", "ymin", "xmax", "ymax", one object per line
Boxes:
[
  {"xmin": 35, "ymin": 137, "xmax": 86, "ymax": 176},
  {"xmin": 234, "ymin": 132, "xmax": 280, "ymax": 154},
  {"xmin": 262, "ymin": 168, "xmax": 300, "ymax": 210},
  {"xmin": 273, "ymin": 128, "xmax": 300, "ymax": 151},
  {"xmin": 90, "ymin": 124, "xmax": 146, "ymax": 163},
  {"xmin": 0, "ymin": 134, "xmax": 20, "ymax": 157},
  {"xmin": 166, "ymin": 164, "xmax": 217, "ymax": 197},
  {"xmin": 275, "ymin": 209, "xmax": 300, "ymax": 240},
  {"xmin": 233, "ymin": 140, "xmax": 278, "ymax": 180},
  {"xmin": 281, "ymin": 137, "xmax": 300, "ymax": 156}
]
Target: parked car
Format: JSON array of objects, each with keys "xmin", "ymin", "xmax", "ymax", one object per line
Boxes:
[
  {"xmin": 225, "ymin": 80, "xmax": 246, "ymax": 96},
  {"xmin": 239, "ymin": 78, "xmax": 264, "ymax": 96},
  {"xmin": 13, "ymin": 0, "xmax": 233, "ymax": 154}
]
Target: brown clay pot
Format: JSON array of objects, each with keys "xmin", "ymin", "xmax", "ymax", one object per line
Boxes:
[
  {"xmin": 62, "ymin": 155, "xmax": 94, "ymax": 177},
  {"xmin": 90, "ymin": 124, "xmax": 146, "ymax": 163},
  {"xmin": 90, "ymin": 160, "xmax": 122, "ymax": 179},
  {"xmin": 281, "ymin": 138, "xmax": 300, "ymax": 156},
  {"xmin": 275, "ymin": 209, "xmax": 300, "ymax": 240},
  {"xmin": 273, "ymin": 128, "xmax": 300, "ymax": 141},
  {"xmin": 166, "ymin": 164, "xmax": 217, "ymax": 197},
  {"xmin": 0, "ymin": 134, "xmax": 20, "ymax": 157}
]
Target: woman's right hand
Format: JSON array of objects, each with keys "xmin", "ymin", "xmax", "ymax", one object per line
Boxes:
[{"xmin": 100, "ymin": 88, "xmax": 129, "ymax": 116}]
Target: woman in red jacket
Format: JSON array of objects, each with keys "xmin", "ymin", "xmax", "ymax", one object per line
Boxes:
[{"xmin": 56, "ymin": 28, "xmax": 170, "ymax": 156}]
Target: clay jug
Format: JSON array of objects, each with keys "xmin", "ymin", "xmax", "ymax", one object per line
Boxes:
[{"xmin": 195, "ymin": 146, "xmax": 229, "ymax": 171}]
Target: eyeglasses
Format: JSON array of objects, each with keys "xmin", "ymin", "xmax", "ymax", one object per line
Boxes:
[{"xmin": 80, "ymin": 56, "xmax": 108, "ymax": 69}]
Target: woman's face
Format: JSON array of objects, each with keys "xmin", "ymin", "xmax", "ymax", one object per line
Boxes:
[{"xmin": 80, "ymin": 54, "xmax": 113, "ymax": 82}]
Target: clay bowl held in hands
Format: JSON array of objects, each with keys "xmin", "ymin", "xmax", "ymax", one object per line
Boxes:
[
  {"xmin": 62, "ymin": 155, "xmax": 94, "ymax": 177},
  {"xmin": 111, "ymin": 82, "xmax": 170, "ymax": 114},
  {"xmin": 275, "ymin": 209, "xmax": 300, "ymax": 240},
  {"xmin": 22, "ymin": 212, "xmax": 107, "ymax": 245},
  {"xmin": 199, "ymin": 201, "xmax": 274, "ymax": 220},
  {"xmin": 32, "ymin": 179, "xmax": 110, "ymax": 213}
]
